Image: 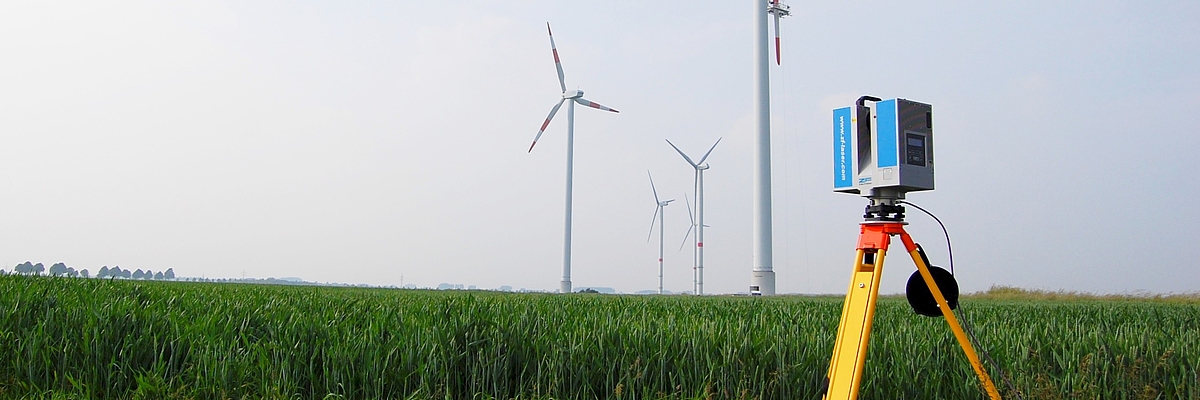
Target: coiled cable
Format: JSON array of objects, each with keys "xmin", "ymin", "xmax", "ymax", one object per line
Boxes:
[{"xmin": 899, "ymin": 200, "xmax": 1024, "ymax": 400}]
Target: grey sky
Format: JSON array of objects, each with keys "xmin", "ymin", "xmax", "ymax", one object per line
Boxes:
[{"xmin": 2, "ymin": 1, "xmax": 1197, "ymax": 294}]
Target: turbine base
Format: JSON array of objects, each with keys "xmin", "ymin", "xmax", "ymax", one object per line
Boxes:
[{"xmin": 750, "ymin": 270, "xmax": 776, "ymax": 296}]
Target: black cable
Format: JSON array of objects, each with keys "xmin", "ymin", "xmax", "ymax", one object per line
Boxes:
[
  {"xmin": 899, "ymin": 200, "xmax": 1024, "ymax": 400},
  {"xmin": 897, "ymin": 200, "xmax": 953, "ymax": 275}
]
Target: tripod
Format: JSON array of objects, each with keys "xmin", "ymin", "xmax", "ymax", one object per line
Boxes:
[{"xmin": 821, "ymin": 203, "xmax": 1001, "ymax": 400}]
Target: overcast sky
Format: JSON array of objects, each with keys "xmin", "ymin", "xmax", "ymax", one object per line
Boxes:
[{"xmin": 2, "ymin": 1, "xmax": 1197, "ymax": 294}]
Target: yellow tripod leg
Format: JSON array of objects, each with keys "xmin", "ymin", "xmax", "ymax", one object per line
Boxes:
[
  {"xmin": 822, "ymin": 224, "xmax": 894, "ymax": 400},
  {"xmin": 900, "ymin": 232, "xmax": 1002, "ymax": 400}
]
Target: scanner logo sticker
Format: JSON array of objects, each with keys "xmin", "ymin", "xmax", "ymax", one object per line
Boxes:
[{"xmin": 833, "ymin": 107, "xmax": 853, "ymax": 189}]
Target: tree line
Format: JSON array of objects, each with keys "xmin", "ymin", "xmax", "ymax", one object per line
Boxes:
[
  {"xmin": 4, "ymin": 261, "xmax": 174, "ymax": 280},
  {"xmin": 97, "ymin": 266, "xmax": 174, "ymax": 280}
]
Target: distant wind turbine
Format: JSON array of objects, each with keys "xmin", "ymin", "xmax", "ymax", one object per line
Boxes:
[
  {"xmin": 646, "ymin": 171, "xmax": 674, "ymax": 295},
  {"xmin": 527, "ymin": 23, "xmax": 619, "ymax": 294},
  {"xmin": 666, "ymin": 138, "xmax": 721, "ymax": 295}
]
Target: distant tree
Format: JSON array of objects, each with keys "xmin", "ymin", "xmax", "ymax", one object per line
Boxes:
[
  {"xmin": 49, "ymin": 263, "xmax": 68, "ymax": 276},
  {"xmin": 121, "ymin": 269, "xmax": 131, "ymax": 279},
  {"xmin": 67, "ymin": 267, "xmax": 78, "ymax": 278},
  {"xmin": 15, "ymin": 262, "xmax": 33, "ymax": 274},
  {"xmin": 97, "ymin": 266, "xmax": 109, "ymax": 278},
  {"xmin": 132, "ymin": 269, "xmax": 145, "ymax": 279},
  {"xmin": 32, "ymin": 263, "xmax": 44, "ymax": 275},
  {"xmin": 153, "ymin": 271, "xmax": 164, "ymax": 280},
  {"xmin": 144, "ymin": 270, "xmax": 155, "ymax": 279},
  {"xmin": 80, "ymin": 269, "xmax": 89, "ymax": 278},
  {"xmin": 164, "ymin": 268, "xmax": 175, "ymax": 280}
]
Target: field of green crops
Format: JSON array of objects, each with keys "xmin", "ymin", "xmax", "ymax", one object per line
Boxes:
[{"xmin": 1, "ymin": 275, "xmax": 1197, "ymax": 399}]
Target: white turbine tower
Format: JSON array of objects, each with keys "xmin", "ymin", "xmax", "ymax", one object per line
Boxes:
[
  {"xmin": 667, "ymin": 138, "xmax": 721, "ymax": 295},
  {"xmin": 645, "ymin": 172, "xmax": 674, "ymax": 295},
  {"xmin": 751, "ymin": 0, "xmax": 791, "ymax": 296},
  {"xmin": 528, "ymin": 23, "xmax": 619, "ymax": 294}
]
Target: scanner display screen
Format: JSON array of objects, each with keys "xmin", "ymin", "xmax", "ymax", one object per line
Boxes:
[{"xmin": 905, "ymin": 133, "xmax": 927, "ymax": 167}]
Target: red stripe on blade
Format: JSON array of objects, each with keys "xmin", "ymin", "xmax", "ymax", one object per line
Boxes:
[{"xmin": 775, "ymin": 38, "xmax": 781, "ymax": 64}]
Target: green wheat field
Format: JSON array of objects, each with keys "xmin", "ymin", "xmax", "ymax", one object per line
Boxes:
[{"xmin": 1, "ymin": 275, "xmax": 1197, "ymax": 399}]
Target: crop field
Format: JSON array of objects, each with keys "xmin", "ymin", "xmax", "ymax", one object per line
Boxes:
[{"xmin": 1, "ymin": 275, "xmax": 1197, "ymax": 399}]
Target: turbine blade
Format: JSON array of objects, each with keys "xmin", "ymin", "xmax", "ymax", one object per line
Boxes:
[
  {"xmin": 646, "ymin": 206, "xmax": 660, "ymax": 242},
  {"xmin": 575, "ymin": 98, "xmax": 619, "ymax": 113},
  {"xmin": 665, "ymin": 139, "xmax": 699, "ymax": 168},
  {"xmin": 684, "ymin": 193, "xmax": 694, "ymax": 225},
  {"xmin": 773, "ymin": 13, "xmax": 782, "ymax": 65},
  {"xmin": 529, "ymin": 98, "xmax": 566, "ymax": 152},
  {"xmin": 679, "ymin": 193, "xmax": 695, "ymax": 250},
  {"xmin": 696, "ymin": 137, "xmax": 723, "ymax": 165},
  {"xmin": 547, "ymin": 23, "xmax": 567, "ymax": 93},
  {"xmin": 648, "ymin": 171, "xmax": 661, "ymax": 204},
  {"xmin": 679, "ymin": 224, "xmax": 693, "ymax": 251}
]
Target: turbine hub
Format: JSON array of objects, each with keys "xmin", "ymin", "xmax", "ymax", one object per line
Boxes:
[
  {"xmin": 563, "ymin": 89, "xmax": 584, "ymax": 99},
  {"xmin": 768, "ymin": 0, "xmax": 791, "ymax": 17}
]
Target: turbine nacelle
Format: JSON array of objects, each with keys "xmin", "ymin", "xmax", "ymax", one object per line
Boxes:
[
  {"xmin": 563, "ymin": 89, "xmax": 584, "ymax": 99},
  {"xmin": 768, "ymin": 0, "xmax": 791, "ymax": 17}
]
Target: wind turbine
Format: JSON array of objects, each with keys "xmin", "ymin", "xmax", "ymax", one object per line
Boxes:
[
  {"xmin": 751, "ymin": 0, "xmax": 790, "ymax": 296},
  {"xmin": 645, "ymin": 171, "xmax": 674, "ymax": 295},
  {"xmin": 666, "ymin": 138, "xmax": 721, "ymax": 295},
  {"xmin": 527, "ymin": 23, "xmax": 619, "ymax": 294}
]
